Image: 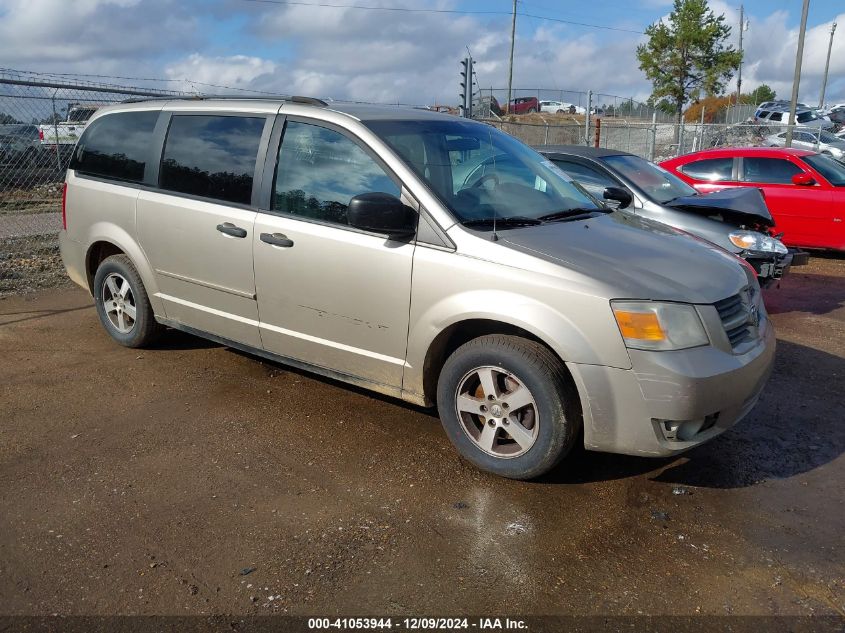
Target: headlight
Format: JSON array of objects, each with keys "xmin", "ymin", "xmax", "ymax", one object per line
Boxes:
[
  {"xmin": 729, "ymin": 231, "xmax": 788, "ymax": 254},
  {"xmin": 611, "ymin": 301, "xmax": 709, "ymax": 351}
]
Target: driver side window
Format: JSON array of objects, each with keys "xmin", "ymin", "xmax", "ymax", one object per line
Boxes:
[
  {"xmin": 273, "ymin": 121, "xmax": 400, "ymax": 226},
  {"xmin": 741, "ymin": 157, "xmax": 803, "ymax": 184}
]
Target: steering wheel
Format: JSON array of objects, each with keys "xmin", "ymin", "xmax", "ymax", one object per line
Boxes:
[{"xmin": 472, "ymin": 172, "xmax": 500, "ymax": 189}]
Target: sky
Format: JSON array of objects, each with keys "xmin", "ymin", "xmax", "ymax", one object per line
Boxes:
[{"xmin": 0, "ymin": 0, "xmax": 842, "ymax": 108}]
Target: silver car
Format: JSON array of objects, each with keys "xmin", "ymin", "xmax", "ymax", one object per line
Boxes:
[
  {"xmin": 59, "ymin": 97, "xmax": 775, "ymax": 479},
  {"xmin": 765, "ymin": 130, "xmax": 845, "ymax": 161},
  {"xmin": 0, "ymin": 124, "xmax": 41, "ymax": 165},
  {"xmin": 536, "ymin": 145, "xmax": 806, "ymax": 287}
]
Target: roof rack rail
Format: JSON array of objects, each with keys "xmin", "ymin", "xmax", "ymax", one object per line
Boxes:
[{"xmin": 120, "ymin": 94, "xmax": 328, "ymax": 106}]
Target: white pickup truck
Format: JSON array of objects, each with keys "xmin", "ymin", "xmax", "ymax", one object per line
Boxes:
[{"xmin": 38, "ymin": 105, "xmax": 101, "ymax": 147}]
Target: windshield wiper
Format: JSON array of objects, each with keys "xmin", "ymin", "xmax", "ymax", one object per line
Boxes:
[
  {"xmin": 538, "ymin": 207, "xmax": 604, "ymax": 222},
  {"xmin": 462, "ymin": 216, "xmax": 543, "ymax": 229},
  {"xmin": 665, "ymin": 192, "xmax": 699, "ymax": 203}
]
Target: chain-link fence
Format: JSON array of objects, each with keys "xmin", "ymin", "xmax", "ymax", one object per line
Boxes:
[
  {"xmin": 722, "ymin": 103, "xmax": 759, "ymax": 124},
  {"xmin": 473, "ymin": 88, "xmax": 678, "ymax": 123},
  {"xmin": 2, "ymin": 72, "xmax": 842, "ymax": 297},
  {"xmin": 0, "ymin": 75, "xmax": 188, "ymax": 296},
  {"xmin": 483, "ymin": 117, "xmax": 844, "ymax": 163}
]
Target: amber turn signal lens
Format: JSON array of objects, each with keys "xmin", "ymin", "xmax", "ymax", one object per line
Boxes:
[{"xmin": 613, "ymin": 309, "xmax": 666, "ymax": 341}]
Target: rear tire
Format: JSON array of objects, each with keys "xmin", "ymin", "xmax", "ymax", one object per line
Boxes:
[
  {"xmin": 93, "ymin": 255, "xmax": 163, "ymax": 348},
  {"xmin": 436, "ymin": 335, "xmax": 581, "ymax": 480}
]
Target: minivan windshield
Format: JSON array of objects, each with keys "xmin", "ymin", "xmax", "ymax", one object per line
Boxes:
[
  {"xmin": 365, "ymin": 119, "xmax": 603, "ymax": 227},
  {"xmin": 600, "ymin": 154, "xmax": 697, "ymax": 203}
]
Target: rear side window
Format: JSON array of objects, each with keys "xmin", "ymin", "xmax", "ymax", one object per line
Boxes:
[
  {"xmin": 742, "ymin": 158, "xmax": 803, "ymax": 184},
  {"xmin": 768, "ymin": 112, "xmax": 783, "ymax": 122},
  {"xmin": 679, "ymin": 158, "xmax": 733, "ymax": 181},
  {"xmin": 70, "ymin": 111, "xmax": 159, "ymax": 183},
  {"xmin": 159, "ymin": 115, "xmax": 265, "ymax": 205},
  {"xmin": 69, "ymin": 108, "xmax": 97, "ymax": 123}
]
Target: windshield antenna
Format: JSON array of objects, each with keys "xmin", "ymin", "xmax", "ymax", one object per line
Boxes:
[{"xmin": 489, "ymin": 129, "xmax": 498, "ymax": 241}]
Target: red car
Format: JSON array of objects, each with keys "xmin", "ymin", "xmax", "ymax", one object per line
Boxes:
[
  {"xmin": 661, "ymin": 148, "xmax": 845, "ymax": 251},
  {"xmin": 507, "ymin": 97, "xmax": 539, "ymax": 115}
]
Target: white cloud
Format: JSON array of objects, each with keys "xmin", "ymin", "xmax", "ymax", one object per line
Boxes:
[
  {"xmin": 704, "ymin": 3, "xmax": 844, "ymax": 106},
  {"xmin": 0, "ymin": 0, "xmax": 842, "ymax": 108},
  {"xmin": 0, "ymin": 0, "xmax": 199, "ymax": 73},
  {"xmin": 210, "ymin": 1, "xmax": 652, "ymax": 106},
  {"xmin": 165, "ymin": 54, "xmax": 277, "ymax": 91}
]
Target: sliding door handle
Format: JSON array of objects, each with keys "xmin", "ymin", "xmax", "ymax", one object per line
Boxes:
[
  {"xmin": 260, "ymin": 232, "xmax": 294, "ymax": 248},
  {"xmin": 216, "ymin": 222, "xmax": 248, "ymax": 238}
]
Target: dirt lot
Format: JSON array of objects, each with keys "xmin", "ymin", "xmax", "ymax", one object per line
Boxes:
[{"xmin": 0, "ymin": 257, "xmax": 843, "ymax": 618}]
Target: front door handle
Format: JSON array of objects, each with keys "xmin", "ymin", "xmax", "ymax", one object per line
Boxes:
[
  {"xmin": 217, "ymin": 222, "xmax": 247, "ymax": 238},
  {"xmin": 260, "ymin": 232, "xmax": 295, "ymax": 248}
]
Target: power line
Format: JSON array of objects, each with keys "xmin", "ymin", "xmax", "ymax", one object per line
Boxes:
[
  {"xmin": 241, "ymin": 0, "xmax": 511, "ymax": 14},
  {"xmin": 239, "ymin": 0, "xmax": 645, "ymax": 34},
  {"xmin": 0, "ymin": 67, "xmax": 280, "ymax": 95},
  {"xmin": 521, "ymin": 12, "xmax": 643, "ymax": 34},
  {"xmin": 526, "ymin": 0, "xmax": 657, "ymax": 16}
]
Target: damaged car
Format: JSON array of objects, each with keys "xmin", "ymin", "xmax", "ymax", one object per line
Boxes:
[{"xmin": 536, "ymin": 145, "xmax": 809, "ymax": 287}]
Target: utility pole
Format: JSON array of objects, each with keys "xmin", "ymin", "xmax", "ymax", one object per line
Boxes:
[
  {"xmin": 819, "ymin": 21, "xmax": 837, "ymax": 109},
  {"xmin": 735, "ymin": 5, "xmax": 748, "ymax": 122},
  {"xmin": 736, "ymin": 5, "xmax": 743, "ymax": 108},
  {"xmin": 506, "ymin": 0, "xmax": 517, "ymax": 114},
  {"xmin": 585, "ymin": 90, "xmax": 592, "ymax": 146},
  {"xmin": 785, "ymin": 0, "xmax": 810, "ymax": 148}
]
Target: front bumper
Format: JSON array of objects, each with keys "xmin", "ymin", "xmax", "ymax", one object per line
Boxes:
[
  {"xmin": 745, "ymin": 247, "xmax": 809, "ymax": 287},
  {"xmin": 787, "ymin": 248, "xmax": 810, "ymax": 267},
  {"xmin": 569, "ymin": 320, "xmax": 776, "ymax": 457}
]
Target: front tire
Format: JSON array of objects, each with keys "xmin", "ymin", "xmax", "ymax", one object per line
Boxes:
[
  {"xmin": 93, "ymin": 254, "xmax": 163, "ymax": 348},
  {"xmin": 436, "ymin": 335, "xmax": 580, "ymax": 479}
]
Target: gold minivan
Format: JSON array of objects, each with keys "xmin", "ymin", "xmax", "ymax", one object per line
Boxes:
[{"xmin": 60, "ymin": 97, "xmax": 775, "ymax": 479}]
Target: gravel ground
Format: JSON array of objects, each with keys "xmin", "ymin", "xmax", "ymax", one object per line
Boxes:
[
  {"xmin": 0, "ymin": 257, "xmax": 843, "ymax": 619},
  {"xmin": 0, "ymin": 185, "xmax": 65, "ymax": 297}
]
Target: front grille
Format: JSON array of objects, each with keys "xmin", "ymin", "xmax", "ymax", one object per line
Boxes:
[{"xmin": 714, "ymin": 291, "xmax": 755, "ymax": 349}]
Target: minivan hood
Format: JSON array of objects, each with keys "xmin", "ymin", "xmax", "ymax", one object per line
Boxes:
[
  {"xmin": 665, "ymin": 187, "xmax": 775, "ymax": 227},
  {"xmin": 500, "ymin": 212, "xmax": 750, "ymax": 304}
]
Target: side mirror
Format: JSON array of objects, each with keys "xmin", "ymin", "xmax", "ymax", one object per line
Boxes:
[
  {"xmin": 792, "ymin": 173, "xmax": 815, "ymax": 186},
  {"xmin": 347, "ymin": 192, "xmax": 417, "ymax": 238},
  {"xmin": 603, "ymin": 186, "xmax": 633, "ymax": 208}
]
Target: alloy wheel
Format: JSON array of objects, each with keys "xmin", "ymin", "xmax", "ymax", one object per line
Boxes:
[
  {"xmin": 455, "ymin": 366, "xmax": 539, "ymax": 458},
  {"xmin": 101, "ymin": 273, "xmax": 137, "ymax": 334}
]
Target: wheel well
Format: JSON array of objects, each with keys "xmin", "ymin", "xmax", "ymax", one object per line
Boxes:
[
  {"xmin": 422, "ymin": 319, "xmax": 570, "ymax": 406},
  {"xmin": 85, "ymin": 241, "xmax": 124, "ymax": 293}
]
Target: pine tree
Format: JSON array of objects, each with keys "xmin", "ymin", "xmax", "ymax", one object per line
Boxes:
[{"xmin": 637, "ymin": 0, "xmax": 742, "ymax": 128}]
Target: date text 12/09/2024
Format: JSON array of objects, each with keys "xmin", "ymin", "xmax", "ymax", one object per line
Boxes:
[{"xmin": 308, "ymin": 618, "xmax": 528, "ymax": 630}]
